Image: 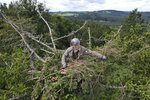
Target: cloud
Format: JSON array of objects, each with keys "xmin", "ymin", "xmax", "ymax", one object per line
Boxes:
[
  {"xmin": 61, "ymin": 0, "xmax": 88, "ymax": 11},
  {"xmin": 86, "ymin": 0, "xmax": 105, "ymax": 3},
  {"xmin": 139, "ymin": 0, "xmax": 150, "ymax": 11},
  {"xmin": 103, "ymin": 0, "xmax": 148, "ymax": 11},
  {"xmin": 43, "ymin": 0, "xmax": 150, "ymax": 11},
  {"xmin": 31, "ymin": 0, "xmax": 104, "ymax": 11},
  {"xmin": 1, "ymin": 0, "xmax": 150, "ymax": 11}
]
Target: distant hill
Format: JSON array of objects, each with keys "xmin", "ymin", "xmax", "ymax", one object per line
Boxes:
[{"xmin": 51, "ymin": 10, "xmax": 150, "ymax": 25}]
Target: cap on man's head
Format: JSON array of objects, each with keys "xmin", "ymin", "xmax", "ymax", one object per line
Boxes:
[{"xmin": 71, "ymin": 38, "xmax": 80, "ymax": 46}]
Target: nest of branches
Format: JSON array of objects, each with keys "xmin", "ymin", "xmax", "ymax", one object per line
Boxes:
[{"xmin": 29, "ymin": 58, "xmax": 107, "ymax": 99}]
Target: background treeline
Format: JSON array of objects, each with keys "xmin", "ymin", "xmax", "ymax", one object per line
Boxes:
[
  {"xmin": 52, "ymin": 10, "xmax": 150, "ymax": 25},
  {"xmin": 0, "ymin": 0, "xmax": 150, "ymax": 99}
]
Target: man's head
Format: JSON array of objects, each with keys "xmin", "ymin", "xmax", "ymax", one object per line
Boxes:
[{"xmin": 71, "ymin": 38, "xmax": 80, "ymax": 50}]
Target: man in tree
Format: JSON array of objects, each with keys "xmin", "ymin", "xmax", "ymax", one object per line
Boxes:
[{"xmin": 61, "ymin": 38, "xmax": 106, "ymax": 73}]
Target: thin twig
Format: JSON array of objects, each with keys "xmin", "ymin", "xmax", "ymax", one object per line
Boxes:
[
  {"xmin": 107, "ymin": 25, "xmax": 123, "ymax": 43},
  {"xmin": 53, "ymin": 21, "xmax": 87, "ymax": 41},
  {"xmin": 40, "ymin": 49, "xmax": 55, "ymax": 55},
  {"xmin": 131, "ymin": 46, "xmax": 150, "ymax": 56}
]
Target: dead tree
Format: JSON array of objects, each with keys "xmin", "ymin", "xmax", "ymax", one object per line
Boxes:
[
  {"xmin": 0, "ymin": 12, "xmax": 86, "ymax": 63},
  {"xmin": 36, "ymin": 6, "xmax": 56, "ymax": 51}
]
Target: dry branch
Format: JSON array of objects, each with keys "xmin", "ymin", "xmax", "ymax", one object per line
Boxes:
[
  {"xmin": 100, "ymin": 83, "xmax": 126, "ymax": 89},
  {"xmin": 53, "ymin": 21, "xmax": 87, "ymax": 41},
  {"xmin": 40, "ymin": 49, "xmax": 55, "ymax": 55},
  {"xmin": 88, "ymin": 27, "xmax": 92, "ymax": 49},
  {"xmin": 131, "ymin": 45, "xmax": 150, "ymax": 56},
  {"xmin": 36, "ymin": 6, "xmax": 56, "ymax": 51},
  {"xmin": 107, "ymin": 25, "xmax": 123, "ymax": 43},
  {"xmin": 103, "ymin": 25, "xmax": 122, "ymax": 55},
  {"xmin": 24, "ymin": 31, "xmax": 55, "ymax": 52},
  {"xmin": 1, "ymin": 13, "xmax": 47, "ymax": 63}
]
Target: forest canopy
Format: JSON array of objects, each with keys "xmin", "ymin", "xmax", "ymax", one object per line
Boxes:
[{"xmin": 0, "ymin": 0, "xmax": 150, "ymax": 99}]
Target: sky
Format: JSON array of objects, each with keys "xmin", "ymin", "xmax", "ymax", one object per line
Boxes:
[{"xmin": 1, "ymin": 0, "xmax": 150, "ymax": 12}]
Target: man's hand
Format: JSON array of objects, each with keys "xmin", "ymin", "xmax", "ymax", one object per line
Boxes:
[
  {"xmin": 62, "ymin": 63, "xmax": 66, "ymax": 68},
  {"xmin": 60, "ymin": 68, "xmax": 67, "ymax": 74},
  {"xmin": 101, "ymin": 55, "xmax": 107, "ymax": 60},
  {"xmin": 61, "ymin": 63, "xmax": 67, "ymax": 75}
]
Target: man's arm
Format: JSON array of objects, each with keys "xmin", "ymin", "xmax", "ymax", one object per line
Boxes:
[
  {"xmin": 82, "ymin": 47, "xmax": 106, "ymax": 60},
  {"xmin": 61, "ymin": 47, "xmax": 72, "ymax": 68},
  {"xmin": 61, "ymin": 52, "xmax": 67, "ymax": 68}
]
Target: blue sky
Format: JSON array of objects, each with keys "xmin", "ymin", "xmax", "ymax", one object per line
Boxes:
[{"xmin": 1, "ymin": 0, "xmax": 150, "ymax": 12}]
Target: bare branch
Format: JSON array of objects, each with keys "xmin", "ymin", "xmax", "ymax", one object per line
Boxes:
[
  {"xmin": 100, "ymin": 83, "xmax": 126, "ymax": 89},
  {"xmin": 23, "ymin": 31, "xmax": 55, "ymax": 51},
  {"xmin": 36, "ymin": 6, "xmax": 56, "ymax": 51},
  {"xmin": 40, "ymin": 49, "xmax": 55, "ymax": 55},
  {"xmin": 1, "ymin": 13, "xmax": 47, "ymax": 63},
  {"xmin": 114, "ymin": 25, "xmax": 123, "ymax": 39},
  {"xmin": 53, "ymin": 21, "xmax": 87, "ymax": 41},
  {"xmin": 23, "ymin": 32, "xmax": 63, "ymax": 53},
  {"xmin": 103, "ymin": 25, "xmax": 122, "ymax": 55},
  {"xmin": 131, "ymin": 45, "xmax": 150, "ymax": 56},
  {"xmin": 88, "ymin": 27, "xmax": 92, "ymax": 49},
  {"xmin": 107, "ymin": 25, "xmax": 123, "ymax": 43}
]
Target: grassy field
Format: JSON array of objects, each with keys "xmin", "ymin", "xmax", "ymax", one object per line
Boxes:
[{"xmin": 55, "ymin": 13, "xmax": 78, "ymax": 16}]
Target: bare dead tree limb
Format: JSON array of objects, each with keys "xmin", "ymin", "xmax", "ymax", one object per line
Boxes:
[
  {"xmin": 40, "ymin": 49, "xmax": 55, "ymax": 55},
  {"xmin": 107, "ymin": 25, "xmax": 123, "ymax": 43},
  {"xmin": 36, "ymin": 6, "xmax": 56, "ymax": 51},
  {"xmin": 1, "ymin": 13, "xmax": 47, "ymax": 63},
  {"xmin": 114, "ymin": 25, "xmax": 123, "ymax": 39},
  {"xmin": 24, "ymin": 31, "xmax": 55, "ymax": 52},
  {"xmin": 88, "ymin": 27, "xmax": 91, "ymax": 49},
  {"xmin": 100, "ymin": 83, "xmax": 126, "ymax": 89},
  {"xmin": 53, "ymin": 21, "xmax": 87, "ymax": 41},
  {"xmin": 131, "ymin": 45, "xmax": 150, "ymax": 56},
  {"xmin": 103, "ymin": 25, "xmax": 122, "ymax": 55}
]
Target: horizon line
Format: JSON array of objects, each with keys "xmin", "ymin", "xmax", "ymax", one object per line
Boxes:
[{"xmin": 49, "ymin": 9, "xmax": 150, "ymax": 13}]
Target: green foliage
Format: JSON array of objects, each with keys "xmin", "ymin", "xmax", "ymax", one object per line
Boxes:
[
  {"xmin": 0, "ymin": 49, "xmax": 32, "ymax": 99},
  {"xmin": 0, "ymin": 1, "xmax": 150, "ymax": 100},
  {"xmin": 115, "ymin": 9, "xmax": 150, "ymax": 99},
  {"xmin": 29, "ymin": 58, "xmax": 107, "ymax": 100},
  {"xmin": 127, "ymin": 49, "xmax": 150, "ymax": 99},
  {"xmin": 118, "ymin": 9, "xmax": 147, "ymax": 53}
]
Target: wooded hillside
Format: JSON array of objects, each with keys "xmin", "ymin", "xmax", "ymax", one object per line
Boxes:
[{"xmin": 52, "ymin": 10, "xmax": 150, "ymax": 25}]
